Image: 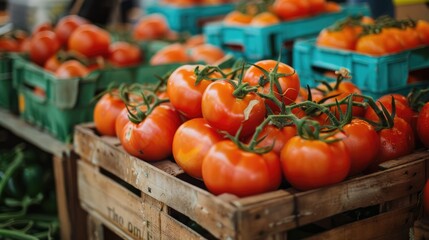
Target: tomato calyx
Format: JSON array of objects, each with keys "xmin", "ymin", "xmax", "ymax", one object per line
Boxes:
[
  {"xmin": 407, "ymin": 88, "xmax": 429, "ymax": 112},
  {"xmin": 235, "ymin": 0, "xmax": 274, "ymax": 16},
  {"xmin": 194, "ymin": 65, "xmax": 227, "ymax": 85},
  {"xmin": 327, "ymin": 15, "xmax": 367, "ymax": 32},
  {"xmin": 363, "ymin": 95, "xmax": 398, "ymax": 131}
]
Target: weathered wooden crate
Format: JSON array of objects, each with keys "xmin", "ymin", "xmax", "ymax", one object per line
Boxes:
[{"xmin": 74, "ymin": 123, "xmax": 429, "ymax": 240}]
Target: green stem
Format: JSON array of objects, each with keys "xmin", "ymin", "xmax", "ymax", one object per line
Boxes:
[
  {"xmin": 0, "ymin": 229, "xmax": 38, "ymax": 240},
  {"xmin": 0, "ymin": 151, "xmax": 24, "ymax": 200}
]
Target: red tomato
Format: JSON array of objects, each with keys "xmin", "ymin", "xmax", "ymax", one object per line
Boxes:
[
  {"xmin": 356, "ymin": 33, "xmax": 388, "ymax": 56},
  {"xmin": 416, "ymin": 20, "xmax": 429, "ymax": 45},
  {"xmin": 202, "ymin": 140, "xmax": 282, "ymax": 197},
  {"xmin": 381, "ymin": 28, "xmax": 406, "ymax": 54},
  {"xmin": 68, "ymin": 24, "xmax": 111, "ymax": 58},
  {"xmin": 243, "ymin": 60, "xmax": 300, "ymax": 111},
  {"xmin": 29, "ymin": 30, "xmax": 61, "ymax": 66},
  {"xmin": 32, "ymin": 22, "xmax": 53, "ymax": 35},
  {"xmin": 149, "ymin": 43, "xmax": 190, "ymax": 65},
  {"xmin": 115, "ymin": 107, "xmax": 130, "ymax": 138},
  {"xmin": 132, "ymin": 14, "xmax": 170, "ymax": 41},
  {"xmin": 55, "ymin": 60, "xmax": 90, "ymax": 79},
  {"xmin": 188, "ymin": 44, "xmax": 225, "ymax": 65},
  {"xmin": 335, "ymin": 119, "xmax": 380, "ymax": 176},
  {"xmin": 272, "ymin": 0, "xmax": 310, "ymax": 21},
  {"xmin": 201, "ymin": 80, "xmax": 266, "ymax": 138},
  {"xmin": 250, "ymin": 12, "xmax": 280, "ymax": 26},
  {"xmin": 372, "ymin": 117, "xmax": 415, "ymax": 168},
  {"xmin": 400, "ymin": 27, "xmax": 422, "ymax": 50},
  {"xmin": 280, "ymin": 136, "xmax": 351, "ymax": 191},
  {"xmin": 247, "ymin": 124, "xmax": 297, "ymax": 155},
  {"xmin": 93, "ymin": 91, "xmax": 125, "ymax": 136},
  {"xmin": 167, "ymin": 64, "xmax": 221, "ymax": 119},
  {"xmin": 44, "ymin": 55, "xmax": 62, "ymax": 72},
  {"xmin": 308, "ymin": 0, "xmax": 326, "ymax": 15},
  {"xmin": 55, "ymin": 15, "xmax": 89, "ymax": 47},
  {"xmin": 120, "ymin": 104, "xmax": 182, "ymax": 161},
  {"xmin": 172, "ymin": 118, "xmax": 223, "ymax": 179},
  {"xmin": 364, "ymin": 94, "xmax": 415, "ymax": 127},
  {"xmin": 108, "ymin": 41, "xmax": 143, "ymax": 67},
  {"xmin": 223, "ymin": 11, "xmax": 252, "ymax": 25},
  {"xmin": 0, "ymin": 37, "xmax": 20, "ymax": 52},
  {"xmin": 417, "ymin": 102, "xmax": 429, "ymax": 148}
]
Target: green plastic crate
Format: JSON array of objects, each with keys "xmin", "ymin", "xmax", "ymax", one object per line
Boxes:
[
  {"xmin": 0, "ymin": 53, "xmax": 20, "ymax": 113},
  {"xmin": 12, "ymin": 55, "xmax": 181, "ymax": 142}
]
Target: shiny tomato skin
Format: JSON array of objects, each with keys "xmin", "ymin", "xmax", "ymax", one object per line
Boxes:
[
  {"xmin": 0, "ymin": 38, "xmax": 20, "ymax": 52},
  {"xmin": 44, "ymin": 55, "xmax": 62, "ymax": 72},
  {"xmin": 115, "ymin": 107, "xmax": 130, "ymax": 138},
  {"xmin": 93, "ymin": 92, "xmax": 125, "ymax": 136},
  {"xmin": 373, "ymin": 117, "xmax": 415, "ymax": 168},
  {"xmin": 356, "ymin": 33, "xmax": 388, "ymax": 56},
  {"xmin": 68, "ymin": 24, "xmax": 111, "ymax": 58},
  {"xmin": 132, "ymin": 14, "xmax": 169, "ymax": 41},
  {"xmin": 120, "ymin": 104, "xmax": 182, "ymax": 161},
  {"xmin": 167, "ymin": 65, "xmax": 220, "ymax": 119},
  {"xmin": 243, "ymin": 60, "xmax": 300, "ymax": 110},
  {"xmin": 172, "ymin": 118, "xmax": 223, "ymax": 179},
  {"xmin": 417, "ymin": 103, "xmax": 429, "ymax": 148},
  {"xmin": 247, "ymin": 124, "xmax": 297, "ymax": 155},
  {"xmin": 364, "ymin": 94, "xmax": 415, "ymax": 127},
  {"xmin": 250, "ymin": 12, "xmax": 280, "ymax": 26},
  {"xmin": 202, "ymin": 140, "xmax": 282, "ymax": 197},
  {"xmin": 108, "ymin": 41, "xmax": 143, "ymax": 67},
  {"xmin": 55, "ymin": 15, "xmax": 89, "ymax": 47},
  {"xmin": 149, "ymin": 43, "xmax": 190, "ymax": 65},
  {"xmin": 335, "ymin": 119, "xmax": 380, "ymax": 176},
  {"xmin": 280, "ymin": 136, "xmax": 351, "ymax": 191},
  {"xmin": 54, "ymin": 60, "xmax": 90, "ymax": 79},
  {"xmin": 188, "ymin": 44, "xmax": 225, "ymax": 65},
  {"xmin": 29, "ymin": 30, "xmax": 61, "ymax": 66},
  {"xmin": 201, "ymin": 80, "xmax": 266, "ymax": 138},
  {"xmin": 223, "ymin": 11, "xmax": 252, "ymax": 25},
  {"xmin": 272, "ymin": 0, "xmax": 310, "ymax": 21}
]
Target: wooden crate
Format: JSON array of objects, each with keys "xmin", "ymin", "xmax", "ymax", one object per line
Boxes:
[{"xmin": 74, "ymin": 123, "xmax": 429, "ymax": 240}]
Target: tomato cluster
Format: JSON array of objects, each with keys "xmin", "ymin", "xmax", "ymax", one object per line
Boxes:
[
  {"xmin": 160, "ymin": 0, "xmax": 237, "ymax": 7},
  {"xmin": 317, "ymin": 16, "xmax": 429, "ymax": 55},
  {"xmin": 223, "ymin": 0, "xmax": 340, "ymax": 26},
  {"xmin": 93, "ymin": 57, "xmax": 428, "ymax": 198}
]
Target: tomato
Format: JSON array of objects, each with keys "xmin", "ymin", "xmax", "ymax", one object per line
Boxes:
[
  {"xmin": 243, "ymin": 60, "xmax": 300, "ymax": 111},
  {"xmin": 308, "ymin": 0, "xmax": 326, "ymax": 15},
  {"xmin": 272, "ymin": 0, "xmax": 310, "ymax": 21},
  {"xmin": 364, "ymin": 94, "xmax": 415, "ymax": 127},
  {"xmin": 373, "ymin": 117, "xmax": 415, "ymax": 167},
  {"xmin": 54, "ymin": 15, "xmax": 89, "ymax": 47},
  {"xmin": 335, "ymin": 119, "xmax": 380, "ymax": 176},
  {"xmin": 356, "ymin": 33, "xmax": 388, "ymax": 56},
  {"xmin": 120, "ymin": 104, "xmax": 182, "ymax": 161},
  {"xmin": 167, "ymin": 64, "xmax": 221, "ymax": 118},
  {"xmin": 185, "ymin": 34, "xmax": 205, "ymax": 48},
  {"xmin": 202, "ymin": 80, "xmax": 266, "ymax": 138},
  {"xmin": 149, "ymin": 43, "xmax": 190, "ymax": 65},
  {"xmin": 55, "ymin": 60, "xmax": 90, "ymax": 79},
  {"xmin": 223, "ymin": 11, "xmax": 252, "ymax": 25},
  {"xmin": 68, "ymin": 24, "xmax": 111, "ymax": 58},
  {"xmin": 416, "ymin": 20, "xmax": 429, "ymax": 45},
  {"xmin": 417, "ymin": 102, "xmax": 429, "ymax": 148},
  {"xmin": 188, "ymin": 44, "xmax": 225, "ymax": 65},
  {"xmin": 172, "ymin": 118, "xmax": 223, "ymax": 179},
  {"xmin": 247, "ymin": 124, "xmax": 296, "ymax": 155},
  {"xmin": 44, "ymin": 54, "xmax": 62, "ymax": 72},
  {"xmin": 317, "ymin": 29, "xmax": 353, "ymax": 51},
  {"xmin": 108, "ymin": 41, "xmax": 143, "ymax": 67},
  {"xmin": 115, "ymin": 107, "xmax": 130, "ymax": 138},
  {"xmin": 202, "ymin": 140, "xmax": 282, "ymax": 197},
  {"xmin": 132, "ymin": 14, "xmax": 170, "ymax": 41},
  {"xmin": 29, "ymin": 30, "xmax": 61, "ymax": 66},
  {"xmin": 94, "ymin": 91, "xmax": 126, "ymax": 136},
  {"xmin": 280, "ymin": 136, "xmax": 351, "ymax": 191},
  {"xmin": 400, "ymin": 27, "xmax": 422, "ymax": 50},
  {"xmin": 324, "ymin": 1, "xmax": 341, "ymax": 12},
  {"xmin": 32, "ymin": 22, "xmax": 53, "ymax": 35},
  {"xmin": 0, "ymin": 37, "xmax": 20, "ymax": 52},
  {"xmin": 250, "ymin": 12, "xmax": 280, "ymax": 26},
  {"xmin": 381, "ymin": 28, "xmax": 406, "ymax": 54}
]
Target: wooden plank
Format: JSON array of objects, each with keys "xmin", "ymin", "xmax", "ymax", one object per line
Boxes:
[
  {"xmin": 414, "ymin": 218, "xmax": 429, "ymax": 240},
  {"xmin": 159, "ymin": 212, "xmax": 205, "ymax": 240},
  {"xmin": 379, "ymin": 149, "xmax": 429, "ymax": 170},
  {"xmin": 234, "ymin": 158, "xmax": 426, "ymax": 239},
  {"xmin": 303, "ymin": 205, "xmax": 415, "ymax": 240},
  {"xmin": 78, "ymin": 160, "xmax": 161, "ymax": 240},
  {"xmin": 87, "ymin": 214, "xmax": 105, "ymax": 240},
  {"xmin": 53, "ymin": 155, "xmax": 71, "ymax": 240},
  {"xmin": 74, "ymin": 124, "xmax": 239, "ymax": 239},
  {"xmin": 85, "ymin": 208, "xmax": 133, "ymax": 240},
  {"xmin": 0, "ymin": 108, "xmax": 71, "ymax": 156}
]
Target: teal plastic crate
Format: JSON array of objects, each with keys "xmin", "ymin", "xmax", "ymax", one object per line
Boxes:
[
  {"xmin": 204, "ymin": 3, "xmax": 370, "ymax": 63},
  {"xmin": 0, "ymin": 53, "xmax": 20, "ymax": 113},
  {"xmin": 145, "ymin": 4, "xmax": 235, "ymax": 35},
  {"xmin": 293, "ymin": 38, "xmax": 429, "ymax": 99},
  {"xmin": 12, "ymin": 56, "xmax": 181, "ymax": 142}
]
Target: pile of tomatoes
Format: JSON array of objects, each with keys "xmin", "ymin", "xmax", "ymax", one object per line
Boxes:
[
  {"xmin": 93, "ymin": 57, "xmax": 429, "ymax": 198},
  {"xmin": 317, "ymin": 15, "xmax": 429, "ymax": 56},
  {"xmin": 160, "ymin": 0, "xmax": 237, "ymax": 7},
  {"xmin": 222, "ymin": 0, "xmax": 341, "ymax": 26}
]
